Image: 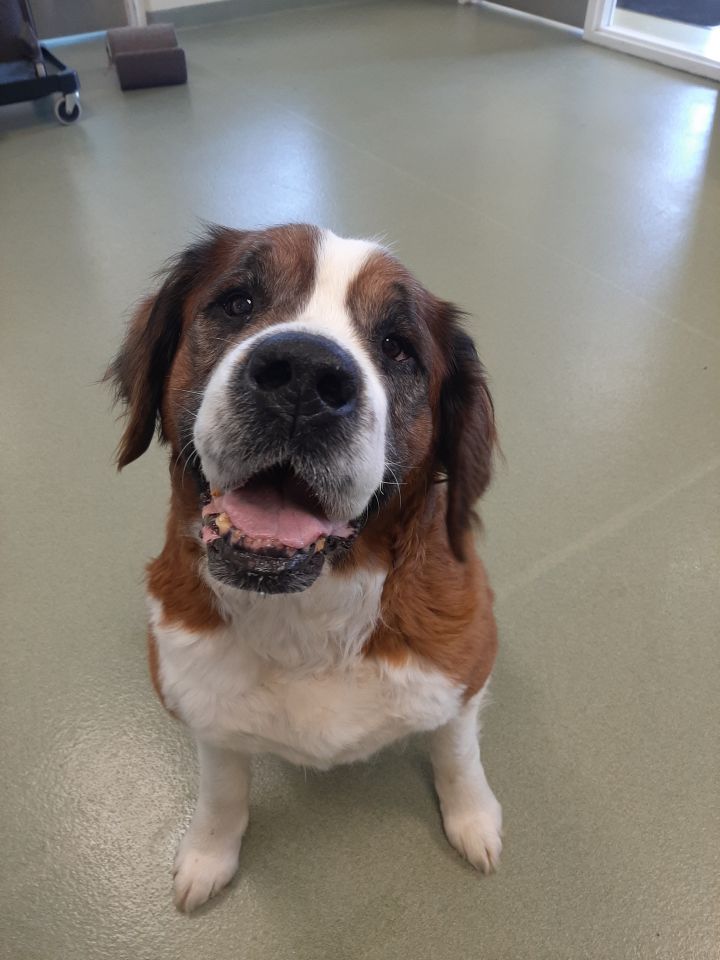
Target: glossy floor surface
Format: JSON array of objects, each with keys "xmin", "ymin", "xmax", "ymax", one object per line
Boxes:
[{"xmin": 1, "ymin": 3, "xmax": 718, "ymax": 958}]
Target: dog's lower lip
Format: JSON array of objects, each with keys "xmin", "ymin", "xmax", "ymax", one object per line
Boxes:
[{"xmin": 202, "ymin": 513, "xmax": 331, "ymax": 558}]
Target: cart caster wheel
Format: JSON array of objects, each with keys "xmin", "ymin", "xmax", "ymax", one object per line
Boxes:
[{"xmin": 54, "ymin": 94, "xmax": 82, "ymax": 125}]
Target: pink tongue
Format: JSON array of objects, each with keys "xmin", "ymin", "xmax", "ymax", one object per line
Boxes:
[{"xmin": 205, "ymin": 485, "xmax": 335, "ymax": 549}]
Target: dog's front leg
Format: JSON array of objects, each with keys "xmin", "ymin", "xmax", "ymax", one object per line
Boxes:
[
  {"xmin": 173, "ymin": 741, "xmax": 251, "ymax": 912},
  {"xmin": 429, "ymin": 691, "xmax": 502, "ymax": 873}
]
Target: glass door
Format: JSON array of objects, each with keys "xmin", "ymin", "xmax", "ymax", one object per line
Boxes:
[{"xmin": 584, "ymin": 0, "xmax": 720, "ymax": 79}]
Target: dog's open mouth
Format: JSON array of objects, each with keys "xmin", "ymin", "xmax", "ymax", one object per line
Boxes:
[{"xmin": 200, "ymin": 464, "xmax": 358, "ymax": 593}]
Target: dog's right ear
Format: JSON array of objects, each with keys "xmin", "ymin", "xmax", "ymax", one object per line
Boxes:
[{"xmin": 105, "ymin": 238, "xmax": 216, "ymax": 469}]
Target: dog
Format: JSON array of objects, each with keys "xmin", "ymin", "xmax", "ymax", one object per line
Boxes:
[{"xmin": 108, "ymin": 224, "xmax": 502, "ymax": 912}]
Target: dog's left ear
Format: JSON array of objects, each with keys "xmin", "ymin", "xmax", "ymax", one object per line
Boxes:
[{"xmin": 436, "ymin": 306, "xmax": 497, "ymax": 561}]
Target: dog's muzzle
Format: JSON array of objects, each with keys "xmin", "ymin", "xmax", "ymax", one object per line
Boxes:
[{"xmin": 197, "ymin": 331, "xmax": 368, "ymax": 595}]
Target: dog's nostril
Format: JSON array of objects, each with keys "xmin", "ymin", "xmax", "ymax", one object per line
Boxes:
[
  {"xmin": 254, "ymin": 358, "xmax": 293, "ymax": 392},
  {"xmin": 316, "ymin": 370, "xmax": 354, "ymax": 410},
  {"xmin": 247, "ymin": 334, "xmax": 360, "ymax": 415}
]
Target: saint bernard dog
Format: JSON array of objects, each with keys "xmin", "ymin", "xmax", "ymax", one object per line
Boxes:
[{"xmin": 108, "ymin": 225, "xmax": 502, "ymax": 912}]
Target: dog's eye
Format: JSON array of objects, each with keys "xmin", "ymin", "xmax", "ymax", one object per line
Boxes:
[
  {"xmin": 221, "ymin": 290, "xmax": 253, "ymax": 320},
  {"xmin": 382, "ymin": 335, "xmax": 412, "ymax": 363}
]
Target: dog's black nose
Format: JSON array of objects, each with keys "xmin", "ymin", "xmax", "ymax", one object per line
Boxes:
[{"xmin": 245, "ymin": 332, "xmax": 359, "ymax": 428}]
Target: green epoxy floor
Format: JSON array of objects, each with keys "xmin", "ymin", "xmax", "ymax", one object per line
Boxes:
[{"xmin": 1, "ymin": 3, "xmax": 718, "ymax": 958}]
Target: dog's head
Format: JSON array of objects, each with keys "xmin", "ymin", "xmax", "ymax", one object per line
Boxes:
[{"xmin": 108, "ymin": 225, "xmax": 495, "ymax": 594}]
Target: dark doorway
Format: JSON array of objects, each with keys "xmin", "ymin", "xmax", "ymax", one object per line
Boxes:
[{"xmin": 615, "ymin": 1, "xmax": 720, "ymax": 27}]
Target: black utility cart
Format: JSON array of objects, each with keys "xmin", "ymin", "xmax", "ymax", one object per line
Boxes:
[{"xmin": 0, "ymin": 0, "xmax": 81, "ymax": 124}]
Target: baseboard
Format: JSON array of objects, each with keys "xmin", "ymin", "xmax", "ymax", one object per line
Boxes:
[
  {"xmin": 481, "ymin": 0, "xmax": 585, "ymax": 28},
  {"xmin": 147, "ymin": 0, "xmax": 375, "ymax": 28}
]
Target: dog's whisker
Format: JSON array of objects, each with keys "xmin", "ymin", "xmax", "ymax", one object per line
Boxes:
[
  {"xmin": 177, "ymin": 437, "xmax": 196, "ymax": 461},
  {"xmin": 180, "ymin": 450, "xmax": 200, "ymax": 487},
  {"xmin": 176, "ymin": 435, "xmax": 200, "ymax": 488}
]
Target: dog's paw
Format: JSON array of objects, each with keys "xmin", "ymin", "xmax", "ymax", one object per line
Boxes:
[
  {"xmin": 173, "ymin": 834, "xmax": 242, "ymax": 913},
  {"xmin": 442, "ymin": 796, "xmax": 503, "ymax": 874}
]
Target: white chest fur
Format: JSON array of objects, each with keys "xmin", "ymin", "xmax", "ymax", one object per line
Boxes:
[{"xmin": 149, "ymin": 567, "xmax": 462, "ymax": 768}]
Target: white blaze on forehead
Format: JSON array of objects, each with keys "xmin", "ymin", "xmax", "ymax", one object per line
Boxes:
[
  {"xmin": 297, "ymin": 230, "xmax": 380, "ymax": 339},
  {"xmin": 287, "ymin": 230, "xmax": 389, "ymax": 513}
]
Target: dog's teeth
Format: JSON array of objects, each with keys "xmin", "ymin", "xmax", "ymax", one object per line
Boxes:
[
  {"xmin": 215, "ymin": 513, "xmax": 232, "ymax": 535},
  {"xmin": 315, "ymin": 537, "xmax": 326, "ymax": 553}
]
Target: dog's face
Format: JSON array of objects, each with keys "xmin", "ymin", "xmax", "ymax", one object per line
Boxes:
[{"xmin": 108, "ymin": 225, "xmax": 495, "ymax": 594}]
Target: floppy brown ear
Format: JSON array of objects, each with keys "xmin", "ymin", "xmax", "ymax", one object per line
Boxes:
[
  {"xmin": 437, "ymin": 310, "xmax": 496, "ymax": 561},
  {"xmin": 104, "ymin": 238, "xmax": 215, "ymax": 469}
]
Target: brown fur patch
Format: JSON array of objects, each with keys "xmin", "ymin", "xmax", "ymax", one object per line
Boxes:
[
  {"xmin": 346, "ymin": 251, "xmax": 425, "ymax": 330},
  {"xmin": 147, "ymin": 469, "xmax": 224, "ymax": 634},
  {"xmin": 346, "ymin": 249, "xmax": 496, "ymax": 562},
  {"xmin": 340, "ymin": 473, "xmax": 497, "ymax": 698}
]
